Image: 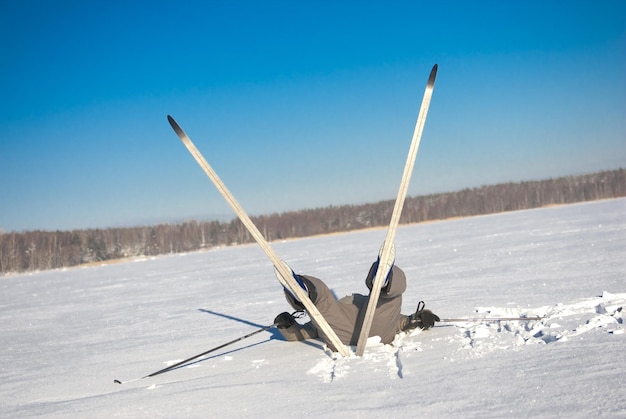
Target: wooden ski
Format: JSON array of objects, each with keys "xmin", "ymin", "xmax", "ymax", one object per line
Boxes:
[
  {"xmin": 168, "ymin": 115, "xmax": 351, "ymax": 357},
  {"xmin": 355, "ymin": 64, "xmax": 438, "ymax": 356}
]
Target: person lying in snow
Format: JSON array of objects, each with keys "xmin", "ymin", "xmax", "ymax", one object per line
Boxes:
[{"xmin": 274, "ymin": 263, "xmax": 440, "ymax": 351}]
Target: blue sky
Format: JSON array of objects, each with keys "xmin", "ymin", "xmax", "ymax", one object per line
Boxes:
[{"xmin": 1, "ymin": 0, "xmax": 624, "ymax": 232}]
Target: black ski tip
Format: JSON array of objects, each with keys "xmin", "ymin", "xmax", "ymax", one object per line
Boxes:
[
  {"xmin": 167, "ymin": 115, "xmax": 185, "ymax": 137},
  {"xmin": 428, "ymin": 64, "xmax": 438, "ymax": 87},
  {"xmin": 114, "ymin": 379, "xmax": 122, "ymax": 384}
]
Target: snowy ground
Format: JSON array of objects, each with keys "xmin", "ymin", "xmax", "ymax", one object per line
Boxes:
[{"xmin": 1, "ymin": 199, "xmax": 625, "ymax": 418}]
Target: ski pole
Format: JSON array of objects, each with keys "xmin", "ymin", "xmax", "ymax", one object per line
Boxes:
[
  {"xmin": 114, "ymin": 311, "xmax": 303, "ymax": 384},
  {"xmin": 439, "ymin": 316, "xmax": 542, "ymax": 323}
]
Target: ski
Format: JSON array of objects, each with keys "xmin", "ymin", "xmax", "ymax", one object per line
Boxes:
[
  {"xmin": 355, "ymin": 64, "xmax": 438, "ymax": 356},
  {"xmin": 167, "ymin": 116, "xmax": 351, "ymax": 357}
]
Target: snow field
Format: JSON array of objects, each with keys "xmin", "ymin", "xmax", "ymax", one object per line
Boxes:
[{"xmin": 0, "ymin": 198, "xmax": 624, "ymax": 417}]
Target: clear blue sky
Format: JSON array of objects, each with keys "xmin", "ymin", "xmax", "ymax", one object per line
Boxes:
[{"xmin": 1, "ymin": 0, "xmax": 624, "ymax": 232}]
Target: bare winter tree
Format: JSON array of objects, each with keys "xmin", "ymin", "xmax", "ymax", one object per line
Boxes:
[{"xmin": 1, "ymin": 169, "xmax": 623, "ymax": 275}]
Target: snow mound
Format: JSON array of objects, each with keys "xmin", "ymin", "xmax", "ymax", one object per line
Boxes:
[
  {"xmin": 308, "ymin": 292, "xmax": 625, "ymax": 382},
  {"xmin": 308, "ymin": 334, "xmax": 418, "ymax": 382},
  {"xmin": 457, "ymin": 292, "xmax": 625, "ymax": 357}
]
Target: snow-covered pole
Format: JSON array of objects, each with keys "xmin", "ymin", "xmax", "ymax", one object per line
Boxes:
[{"xmin": 439, "ymin": 316, "xmax": 542, "ymax": 323}]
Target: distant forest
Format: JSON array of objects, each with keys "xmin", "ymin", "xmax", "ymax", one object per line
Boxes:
[{"xmin": 1, "ymin": 169, "xmax": 624, "ymax": 275}]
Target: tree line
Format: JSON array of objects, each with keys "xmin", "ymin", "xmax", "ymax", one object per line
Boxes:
[{"xmin": 1, "ymin": 169, "xmax": 624, "ymax": 275}]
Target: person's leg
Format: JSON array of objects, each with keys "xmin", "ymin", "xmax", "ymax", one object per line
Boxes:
[
  {"xmin": 364, "ymin": 265, "xmax": 407, "ymax": 344},
  {"xmin": 283, "ymin": 274, "xmax": 318, "ymax": 311},
  {"xmin": 285, "ymin": 274, "xmax": 360, "ymax": 347}
]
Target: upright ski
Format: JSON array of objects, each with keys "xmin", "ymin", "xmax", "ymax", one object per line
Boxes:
[
  {"xmin": 355, "ymin": 64, "xmax": 438, "ymax": 356},
  {"xmin": 167, "ymin": 116, "xmax": 351, "ymax": 357}
]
